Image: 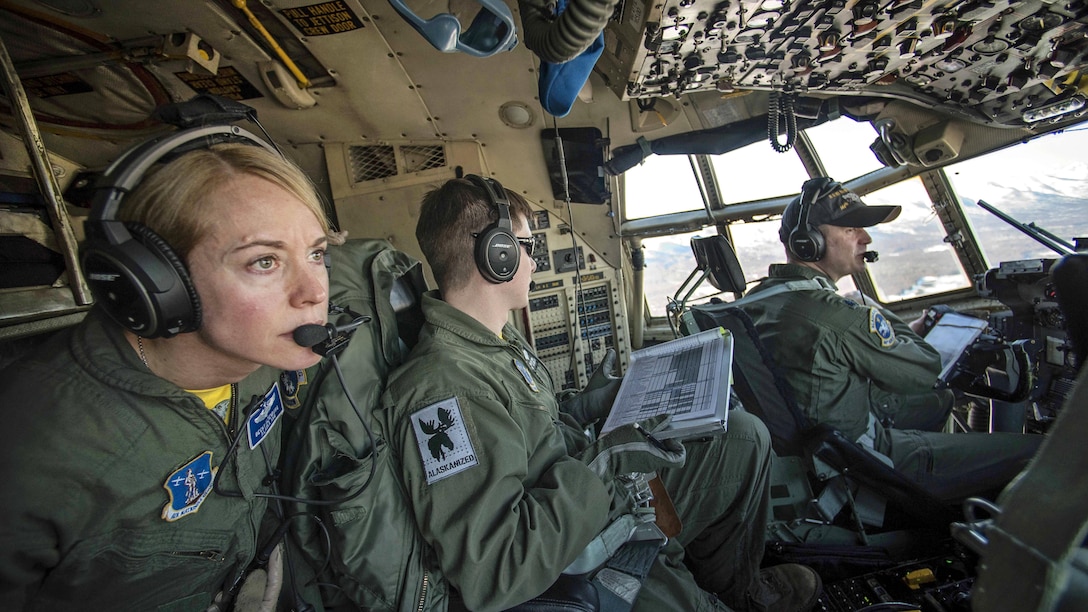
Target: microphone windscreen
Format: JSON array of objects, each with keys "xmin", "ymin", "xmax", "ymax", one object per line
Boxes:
[
  {"xmin": 863, "ymin": 251, "xmax": 879, "ymax": 263},
  {"xmin": 293, "ymin": 324, "xmax": 331, "ymax": 348}
]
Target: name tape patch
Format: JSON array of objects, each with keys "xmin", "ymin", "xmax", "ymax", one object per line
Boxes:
[
  {"xmin": 411, "ymin": 397, "xmax": 478, "ymax": 485},
  {"xmin": 247, "ymin": 382, "xmax": 284, "ymax": 449}
]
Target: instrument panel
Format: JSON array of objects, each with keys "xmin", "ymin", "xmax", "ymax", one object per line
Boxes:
[{"xmin": 523, "ymin": 209, "xmax": 633, "ymax": 390}]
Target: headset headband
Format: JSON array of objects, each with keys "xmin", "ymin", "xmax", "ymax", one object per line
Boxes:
[{"xmin": 90, "ymin": 124, "xmax": 278, "ymax": 223}]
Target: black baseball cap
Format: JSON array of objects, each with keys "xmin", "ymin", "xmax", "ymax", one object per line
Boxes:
[{"xmin": 779, "ymin": 178, "xmax": 902, "ymax": 243}]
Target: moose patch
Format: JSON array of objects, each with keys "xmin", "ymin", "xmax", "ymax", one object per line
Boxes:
[{"xmin": 411, "ymin": 397, "xmax": 478, "ymax": 485}]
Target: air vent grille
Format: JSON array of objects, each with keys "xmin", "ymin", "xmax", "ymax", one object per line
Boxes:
[
  {"xmin": 348, "ymin": 145, "xmax": 397, "ymax": 183},
  {"xmin": 347, "ymin": 144, "xmax": 447, "ymax": 184},
  {"xmin": 402, "ymin": 145, "xmax": 446, "ymax": 173}
]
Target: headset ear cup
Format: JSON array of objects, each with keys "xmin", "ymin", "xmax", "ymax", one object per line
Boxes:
[
  {"xmin": 82, "ymin": 222, "xmax": 202, "ymax": 338},
  {"xmin": 789, "ymin": 225, "xmax": 825, "ymax": 262},
  {"xmin": 788, "ymin": 176, "xmax": 833, "ymax": 262},
  {"xmin": 475, "ymin": 223, "xmax": 520, "ymax": 283},
  {"xmin": 126, "ymin": 223, "xmax": 202, "ymax": 335},
  {"xmin": 466, "ymin": 174, "xmax": 520, "ymax": 283}
]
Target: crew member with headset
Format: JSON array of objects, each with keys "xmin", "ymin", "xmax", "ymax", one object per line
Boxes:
[
  {"xmin": 736, "ymin": 176, "xmax": 1041, "ymax": 501},
  {"xmin": 374, "ymin": 175, "xmax": 823, "ymax": 612},
  {"xmin": 0, "ymin": 111, "xmax": 335, "ymax": 609}
]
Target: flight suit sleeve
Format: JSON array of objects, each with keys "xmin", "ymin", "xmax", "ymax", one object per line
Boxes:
[
  {"xmin": 381, "ymin": 387, "xmax": 612, "ymax": 612},
  {"xmin": 839, "ymin": 303, "xmax": 943, "ymax": 393}
]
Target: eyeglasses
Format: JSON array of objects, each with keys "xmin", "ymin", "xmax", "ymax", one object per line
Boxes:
[{"xmin": 516, "ymin": 237, "xmax": 536, "ymax": 257}]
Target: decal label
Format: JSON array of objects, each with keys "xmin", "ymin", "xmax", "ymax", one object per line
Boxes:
[
  {"xmin": 411, "ymin": 397, "xmax": 478, "ymax": 485},
  {"xmin": 162, "ymin": 451, "xmax": 217, "ymax": 522},
  {"xmin": 280, "ymin": 2, "xmax": 366, "ymax": 36}
]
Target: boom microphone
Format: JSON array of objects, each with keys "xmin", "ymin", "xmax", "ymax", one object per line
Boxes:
[
  {"xmin": 293, "ymin": 307, "xmax": 370, "ymax": 356},
  {"xmin": 862, "ymin": 251, "xmax": 879, "ymax": 263},
  {"xmin": 293, "ymin": 324, "xmax": 334, "ymax": 348}
]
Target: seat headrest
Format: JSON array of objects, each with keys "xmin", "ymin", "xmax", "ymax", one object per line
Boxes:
[{"xmin": 691, "ymin": 235, "xmax": 747, "ymax": 297}]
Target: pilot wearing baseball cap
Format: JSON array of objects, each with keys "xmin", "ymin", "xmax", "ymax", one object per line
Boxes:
[
  {"xmin": 738, "ymin": 176, "xmax": 1041, "ymax": 503},
  {"xmin": 780, "ymin": 176, "xmax": 901, "ymax": 264}
]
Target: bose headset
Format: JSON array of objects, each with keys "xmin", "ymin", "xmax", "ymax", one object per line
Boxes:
[
  {"xmin": 788, "ymin": 176, "xmax": 836, "ymax": 263},
  {"xmin": 81, "ymin": 124, "xmax": 279, "ymax": 338},
  {"xmin": 466, "ymin": 174, "xmax": 521, "ymax": 283}
]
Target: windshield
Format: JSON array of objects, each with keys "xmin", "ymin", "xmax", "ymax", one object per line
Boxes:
[{"xmin": 626, "ymin": 121, "xmax": 1088, "ymax": 318}]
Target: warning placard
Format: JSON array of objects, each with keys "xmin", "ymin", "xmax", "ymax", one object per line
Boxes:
[
  {"xmin": 22, "ymin": 73, "xmax": 93, "ymax": 99},
  {"xmin": 174, "ymin": 66, "xmax": 263, "ymax": 101},
  {"xmin": 280, "ymin": 1, "xmax": 365, "ymax": 36}
]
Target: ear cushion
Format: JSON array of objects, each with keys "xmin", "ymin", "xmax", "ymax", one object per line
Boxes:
[
  {"xmin": 475, "ymin": 222, "xmax": 520, "ymax": 283},
  {"xmin": 127, "ymin": 223, "xmax": 202, "ymax": 335},
  {"xmin": 788, "ymin": 177, "xmax": 832, "ymax": 262},
  {"xmin": 788, "ymin": 224, "xmax": 825, "ymax": 262},
  {"xmin": 82, "ymin": 222, "xmax": 202, "ymax": 338}
]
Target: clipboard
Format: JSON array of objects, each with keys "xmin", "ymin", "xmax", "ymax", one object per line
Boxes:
[{"xmin": 600, "ymin": 327, "xmax": 732, "ymax": 440}]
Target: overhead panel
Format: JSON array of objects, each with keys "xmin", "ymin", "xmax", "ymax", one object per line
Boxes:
[{"xmin": 599, "ymin": 0, "xmax": 1088, "ymax": 127}]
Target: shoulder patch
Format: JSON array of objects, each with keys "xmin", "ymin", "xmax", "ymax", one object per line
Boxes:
[
  {"xmin": 841, "ymin": 298, "xmax": 859, "ymax": 308},
  {"xmin": 869, "ymin": 308, "xmax": 896, "ymax": 348},
  {"xmin": 411, "ymin": 397, "xmax": 479, "ymax": 485},
  {"xmin": 162, "ymin": 451, "xmax": 217, "ymax": 521}
]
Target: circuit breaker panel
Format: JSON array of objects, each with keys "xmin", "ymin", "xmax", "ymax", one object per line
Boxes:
[{"xmin": 521, "ymin": 208, "xmax": 632, "ymax": 391}]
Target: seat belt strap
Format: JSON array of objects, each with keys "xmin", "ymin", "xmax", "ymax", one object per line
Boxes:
[
  {"xmin": 729, "ymin": 277, "xmax": 834, "ymax": 308},
  {"xmin": 592, "ymin": 535, "xmax": 663, "ymax": 611},
  {"xmin": 854, "ymin": 412, "xmax": 895, "ymax": 468},
  {"xmin": 563, "ymin": 514, "xmax": 641, "ymax": 575}
]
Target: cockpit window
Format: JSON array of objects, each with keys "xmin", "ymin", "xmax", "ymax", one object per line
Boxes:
[
  {"xmin": 641, "ymin": 228, "xmax": 718, "ymax": 318},
  {"xmin": 709, "ymin": 139, "xmax": 809, "ymax": 205},
  {"xmin": 623, "ymin": 154, "xmax": 705, "ymax": 220},
  {"xmin": 946, "ymin": 129, "xmax": 1088, "ymax": 266},
  {"xmin": 803, "ymin": 118, "xmax": 885, "ymax": 183},
  {"xmin": 728, "ymin": 220, "xmax": 784, "ymax": 287},
  {"xmin": 863, "ymin": 177, "xmax": 972, "ymax": 301}
]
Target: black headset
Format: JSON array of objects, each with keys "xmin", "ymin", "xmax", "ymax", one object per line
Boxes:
[
  {"xmin": 81, "ymin": 124, "xmax": 279, "ymax": 338},
  {"xmin": 788, "ymin": 176, "xmax": 836, "ymax": 263},
  {"xmin": 467, "ymin": 174, "xmax": 520, "ymax": 283}
]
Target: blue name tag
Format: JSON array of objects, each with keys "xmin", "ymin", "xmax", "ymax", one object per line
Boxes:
[{"xmin": 246, "ymin": 383, "xmax": 284, "ymax": 449}]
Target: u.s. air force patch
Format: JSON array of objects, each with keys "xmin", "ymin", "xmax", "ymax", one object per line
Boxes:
[
  {"xmin": 411, "ymin": 397, "xmax": 478, "ymax": 485},
  {"xmin": 162, "ymin": 451, "xmax": 217, "ymax": 522},
  {"xmin": 869, "ymin": 308, "xmax": 895, "ymax": 347}
]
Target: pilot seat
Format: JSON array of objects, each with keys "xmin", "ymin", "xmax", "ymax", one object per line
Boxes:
[
  {"xmin": 280, "ymin": 238, "xmax": 601, "ymax": 611},
  {"xmin": 674, "ymin": 235, "xmax": 958, "ymax": 559}
]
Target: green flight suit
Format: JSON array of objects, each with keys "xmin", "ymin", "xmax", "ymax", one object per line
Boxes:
[
  {"xmin": 0, "ymin": 309, "xmax": 286, "ymax": 611},
  {"xmin": 378, "ymin": 292, "xmax": 774, "ymax": 611},
  {"xmin": 741, "ymin": 263, "xmax": 1041, "ymax": 501}
]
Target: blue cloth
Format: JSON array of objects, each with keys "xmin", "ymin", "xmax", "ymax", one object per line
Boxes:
[{"xmin": 538, "ymin": 32, "xmax": 605, "ymax": 117}]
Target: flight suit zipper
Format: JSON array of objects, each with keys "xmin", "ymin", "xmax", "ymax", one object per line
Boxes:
[
  {"xmin": 226, "ymin": 383, "xmax": 239, "ymax": 439},
  {"xmin": 416, "ymin": 570, "xmax": 429, "ymax": 612},
  {"xmin": 171, "ymin": 549, "xmax": 225, "ymax": 562}
]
